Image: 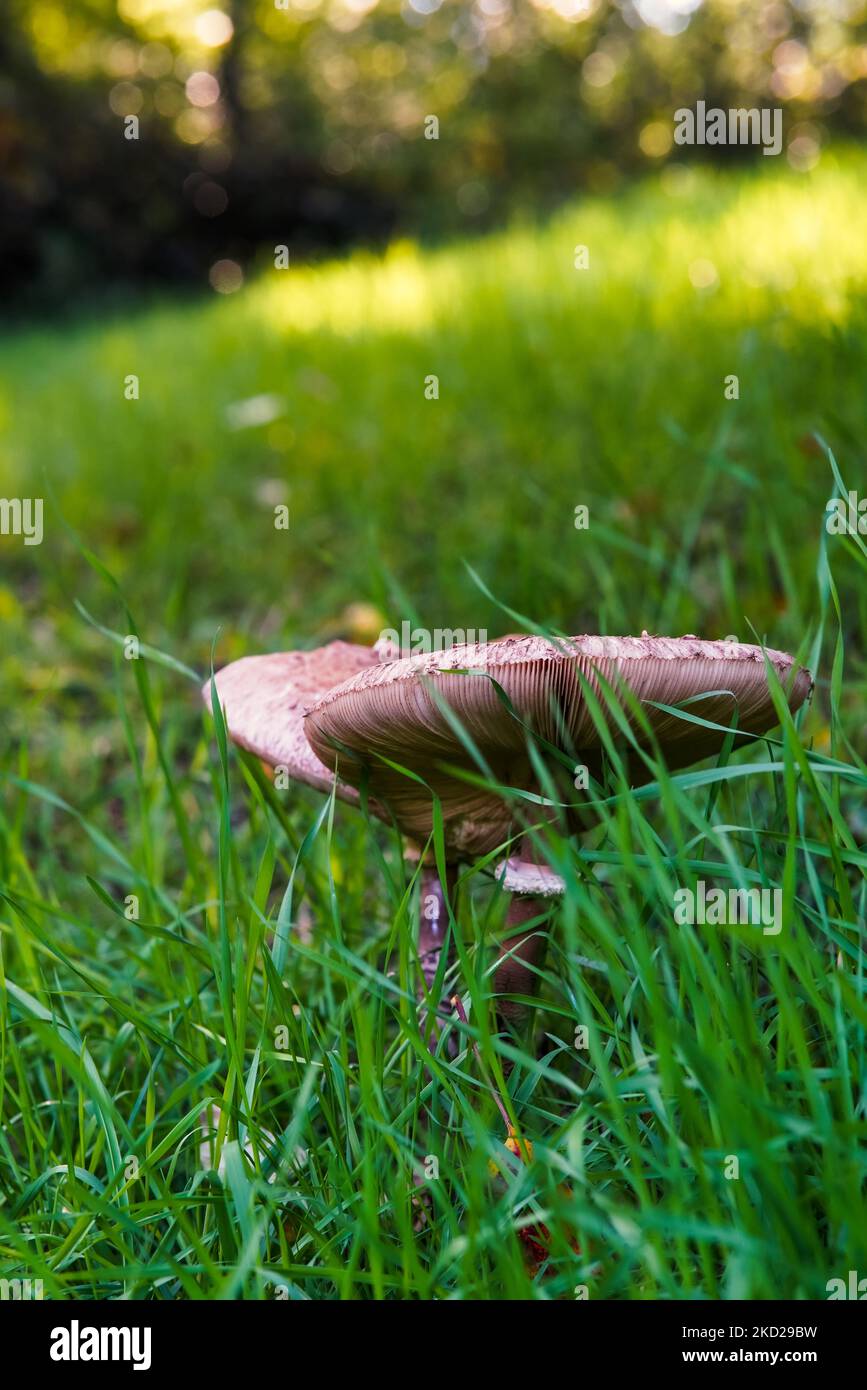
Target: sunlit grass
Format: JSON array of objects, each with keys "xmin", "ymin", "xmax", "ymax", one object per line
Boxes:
[{"xmin": 245, "ymin": 152, "xmax": 867, "ymax": 337}]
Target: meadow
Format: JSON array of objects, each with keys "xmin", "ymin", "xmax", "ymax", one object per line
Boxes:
[{"xmin": 0, "ymin": 149, "xmax": 865, "ymax": 1299}]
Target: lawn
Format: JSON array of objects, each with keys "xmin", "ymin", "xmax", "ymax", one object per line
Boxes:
[{"xmin": 0, "ymin": 149, "xmax": 865, "ymax": 1299}]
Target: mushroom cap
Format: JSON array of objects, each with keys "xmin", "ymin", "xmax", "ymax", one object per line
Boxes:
[
  {"xmin": 304, "ymin": 633, "xmax": 813, "ymax": 856},
  {"xmin": 203, "ymin": 641, "xmax": 379, "ymax": 803}
]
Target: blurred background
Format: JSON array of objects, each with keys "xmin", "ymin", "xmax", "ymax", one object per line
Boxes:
[{"xmin": 4, "ymin": 0, "xmax": 867, "ymax": 309}]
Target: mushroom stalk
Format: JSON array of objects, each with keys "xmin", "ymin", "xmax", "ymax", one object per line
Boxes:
[
  {"xmin": 493, "ymin": 893, "xmax": 549, "ymax": 1030},
  {"xmin": 417, "ymin": 860, "xmax": 457, "ymax": 1053},
  {"xmin": 493, "ymin": 837, "xmax": 552, "ymax": 1035},
  {"xmin": 418, "ymin": 861, "xmax": 455, "ymax": 991}
]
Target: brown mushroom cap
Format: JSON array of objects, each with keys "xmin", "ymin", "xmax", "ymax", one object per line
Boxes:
[
  {"xmin": 203, "ymin": 641, "xmax": 379, "ymax": 803},
  {"xmin": 304, "ymin": 633, "xmax": 813, "ymax": 856}
]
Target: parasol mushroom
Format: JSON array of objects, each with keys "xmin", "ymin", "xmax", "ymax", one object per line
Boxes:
[{"xmin": 304, "ymin": 632, "xmax": 813, "ymax": 1035}]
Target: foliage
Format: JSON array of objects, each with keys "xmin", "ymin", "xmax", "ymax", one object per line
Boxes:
[{"xmin": 4, "ymin": 0, "xmax": 867, "ymax": 300}]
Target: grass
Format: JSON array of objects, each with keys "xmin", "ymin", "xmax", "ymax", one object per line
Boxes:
[{"xmin": 0, "ymin": 149, "xmax": 866, "ymax": 1299}]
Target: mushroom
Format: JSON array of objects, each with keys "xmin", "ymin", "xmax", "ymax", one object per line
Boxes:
[
  {"xmin": 203, "ymin": 642, "xmax": 379, "ymax": 801},
  {"xmin": 304, "ymin": 632, "xmax": 813, "ymax": 1036},
  {"xmin": 201, "ymin": 640, "xmax": 457, "ymax": 1048}
]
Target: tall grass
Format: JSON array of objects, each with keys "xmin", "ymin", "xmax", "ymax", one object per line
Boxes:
[{"xmin": 0, "ymin": 151, "xmax": 865, "ymax": 1298}]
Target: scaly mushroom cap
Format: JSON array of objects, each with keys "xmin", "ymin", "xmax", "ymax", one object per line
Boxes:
[
  {"xmin": 304, "ymin": 633, "xmax": 813, "ymax": 856},
  {"xmin": 203, "ymin": 641, "xmax": 379, "ymax": 803}
]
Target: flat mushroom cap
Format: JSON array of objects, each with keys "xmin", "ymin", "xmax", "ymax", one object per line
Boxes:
[
  {"xmin": 304, "ymin": 633, "xmax": 813, "ymax": 856},
  {"xmin": 203, "ymin": 641, "xmax": 379, "ymax": 803}
]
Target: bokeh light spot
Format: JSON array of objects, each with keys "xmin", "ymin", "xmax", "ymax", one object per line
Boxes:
[
  {"xmin": 209, "ymin": 258, "xmax": 244, "ymax": 293},
  {"xmin": 688, "ymin": 257, "xmax": 719, "ymax": 291},
  {"xmin": 195, "ymin": 10, "xmax": 235, "ymax": 47},
  {"xmin": 186, "ymin": 71, "xmax": 220, "ymax": 108},
  {"xmin": 639, "ymin": 121, "xmax": 672, "ymax": 158}
]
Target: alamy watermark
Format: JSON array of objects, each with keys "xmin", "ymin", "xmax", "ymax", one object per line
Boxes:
[
  {"xmin": 1, "ymin": 1276, "xmax": 44, "ymax": 1300},
  {"xmin": 825, "ymin": 490, "xmax": 866, "ymax": 536},
  {"xmin": 50, "ymin": 1320, "xmax": 151, "ymax": 1370},
  {"xmin": 826, "ymin": 1270, "xmax": 867, "ymax": 1299},
  {"xmin": 674, "ymin": 102, "xmax": 782, "ymax": 157},
  {"xmin": 674, "ymin": 881, "xmax": 782, "ymax": 936},
  {"xmin": 376, "ymin": 622, "xmax": 488, "ymax": 658},
  {"xmin": 0, "ymin": 496, "xmax": 43, "ymax": 545}
]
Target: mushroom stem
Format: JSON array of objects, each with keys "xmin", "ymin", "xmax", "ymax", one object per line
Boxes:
[
  {"xmin": 417, "ymin": 860, "xmax": 457, "ymax": 1053},
  {"xmin": 493, "ymin": 892, "xmax": 549, "ymax": 1032},
  {"xmin": 493, "ymin": 836, "xmax": 552, "ymax": 1037}
]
